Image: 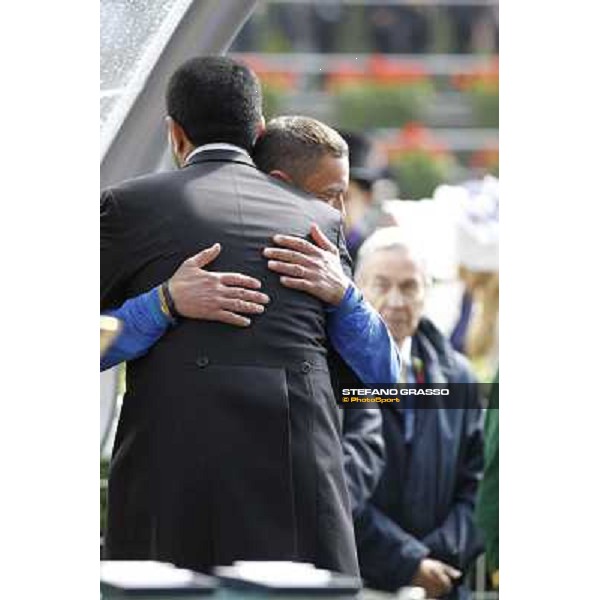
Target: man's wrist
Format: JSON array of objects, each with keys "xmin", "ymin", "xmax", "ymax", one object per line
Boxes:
[
  {"xmin": 150, "ymin": 285, "xmax": 177, "ymax": 326},
  {"xmin": 160, "ymin": 280, "xmax": 181, "ymax": 320},
  {"xmin": 325, "ymin": 281, "xmax": 360, "ymax": 314}
]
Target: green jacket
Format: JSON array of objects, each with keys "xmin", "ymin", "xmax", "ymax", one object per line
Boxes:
[{"xmin": 475, "ymin": 370, "xmax": 499, "ymax": 574}]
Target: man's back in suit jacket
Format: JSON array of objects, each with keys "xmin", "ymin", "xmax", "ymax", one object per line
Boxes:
[{"xmin": 101, "ymin": 148, "xmax": 359, "ymax": 575}]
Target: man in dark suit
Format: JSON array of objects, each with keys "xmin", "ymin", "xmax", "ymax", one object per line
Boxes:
[{"xmin": 101, "ymin": 57, "xmax": 359, "ymax": 575}]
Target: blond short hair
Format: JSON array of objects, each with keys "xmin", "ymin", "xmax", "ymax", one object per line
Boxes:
[{"xmin": 252, "ymin": 115, "xmax": 348, "ymax": 182}]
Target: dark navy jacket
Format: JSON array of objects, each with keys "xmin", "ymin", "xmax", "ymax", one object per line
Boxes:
[{"xmin": 354, "ymin": 319, "xmax": 484, "ymax": 599}]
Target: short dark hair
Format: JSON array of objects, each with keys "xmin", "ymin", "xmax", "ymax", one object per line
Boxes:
[
  {"xmin": 253, "ymin": 116, "xmax": 348, "ymax": 182},
  {"xmin": 166, "ymin": 56, "xmax": 263, "ymax": 151}
]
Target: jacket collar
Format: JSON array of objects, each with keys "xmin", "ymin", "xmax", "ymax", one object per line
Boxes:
[
  {"xmin": 411, "ymin": 317, "xmax": 455, "ymax": 384},
  {"xmin": 184, "ymin": 144, "xmax": 256, "ymax": 169}
]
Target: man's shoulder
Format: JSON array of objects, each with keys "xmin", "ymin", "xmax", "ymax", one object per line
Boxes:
[
  {"xmin": 443, "ymin": 349, "xmax": 484, "ymax": 414},
  {"xmin": 255, "ymin": 173, "xmax": 344, "ymax": 237},
  {"xmin": 103, "ymin": 169, "xmax": 181, "ymax": 199},
  {"xmin": 260, "ymin": 173, "xmax": 341, "ymax": 216},
  {"xmin": 101, "ymin": 169, "xmax": 190, "ymax": 221},
  {"xmin": 419, "ymin": 318, "xmax": 478, "ymax": 385}
]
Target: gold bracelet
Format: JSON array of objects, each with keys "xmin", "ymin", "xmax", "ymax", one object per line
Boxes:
[{"xmin": 157, "ymin": 284, "xmax": 173, "ymax": 319}]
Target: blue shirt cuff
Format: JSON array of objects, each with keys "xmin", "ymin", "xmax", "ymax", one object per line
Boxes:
[
  {"xmin": 147, "ymin": 286, "xmax": 177, "ymax": 326},
  {"xmin": 325, "ymin": 282, "xmax": 361, "ymax": 315},
  {"xmin": 100, "ymin": 286, "xmax": 174, "ymax": 371}
]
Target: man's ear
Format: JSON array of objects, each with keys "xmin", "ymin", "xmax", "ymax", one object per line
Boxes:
[
  {"xmin": 166, "ymin": 116, "xmax": 186, "ymax": 155},
  {"xmin": 269, "ymin": 169, "xmax": 294, "ymax": 185},
  {"xmin": 256, "ymin": 115, "xmax": 266, "ymax": 138}
]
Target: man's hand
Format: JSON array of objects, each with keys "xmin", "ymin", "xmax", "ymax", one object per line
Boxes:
[
  {"xmin": 263, "ymin": 223, "xmax": 351, "ymax": 306},
  {"xmin": 168, "ymin": 243, "xmax": 269, "ymax": 327},
  {"xmin": 411, "ymin": 559, "xmax": 461, "ymax": 598}
]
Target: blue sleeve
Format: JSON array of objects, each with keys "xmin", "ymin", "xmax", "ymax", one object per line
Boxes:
[
  {"xmin": 100, "ymin": 286, "xmax": 173, "ymax": 371},
  {"xmin": 326, "ymin": 283, "xmax": 401, "ymax": 384}
]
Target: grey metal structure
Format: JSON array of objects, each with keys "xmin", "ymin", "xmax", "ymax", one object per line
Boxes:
[{"xmin": 101, "ymin": 0, "xmax": 259, "ymax": 189}]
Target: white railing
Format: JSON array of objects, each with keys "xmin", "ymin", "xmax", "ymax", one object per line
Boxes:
[{"xmin": 233, "ymin": 52, "xmax": 497, "ymax": 76}]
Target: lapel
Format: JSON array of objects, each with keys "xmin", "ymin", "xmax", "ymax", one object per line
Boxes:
[
  {"xmin": 184, "ymin": 148, "xmax": 257, "ymax": 170},
  {"xmin": 408, "ymin": 323, "xmax": 449, "ymax": 440},
  {"xmin": 412, "ymin": 318, "xmax": 452, "ymax": 385}
]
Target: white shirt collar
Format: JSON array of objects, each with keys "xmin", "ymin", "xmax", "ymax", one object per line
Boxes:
[
  {"xmin": 184, "ymin": 143, "xmax": 250, "ymax": 165},
  {"xmin": 400, "ymin": 337, "xmax": 413, "ymax": 367}
]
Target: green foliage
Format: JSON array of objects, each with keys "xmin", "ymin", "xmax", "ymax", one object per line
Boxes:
[
  {"xmin": 262, "ymin": 84, "xmax": 286, "ymax": 120},
  {"xmin": 469, "ymin": 83, "xmax": 499, "ymax": 128},
  {"xmin": 333, "ymin": 82, "xmax": 434, "ymax": 130},
  {"xmin": 390, "ymin": 150, "xmax": 456, "ymax": 199},
  {"xmin": 261, "ymin": 31, "xmax": 292, "ymax": 53}
]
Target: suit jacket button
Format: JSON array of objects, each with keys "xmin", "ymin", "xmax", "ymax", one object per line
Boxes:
[
  {"xmin": 301, "ymin": 361, "xmax": 311, "ymax": 374},
  {"xmin": 196, "ymin": 356, "xmax": 210, "ymax": 368}
]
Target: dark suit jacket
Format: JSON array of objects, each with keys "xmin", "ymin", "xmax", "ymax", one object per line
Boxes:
[
  {"xmin": 100, "ymin": 149, "xmax": 359, "ymax": 576},
  {"xmin": 327, "ymin": 351, "xmax": 385, "ymax": 518}
]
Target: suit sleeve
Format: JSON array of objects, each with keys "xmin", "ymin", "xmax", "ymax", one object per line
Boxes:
[
  {"xmin": 354, "ymin": 501, "xmax": 430, "ymax": 591},
  {"xmin": 101, "ymin": 189, "xmax": 130, "ymax": 311},
  {"xmin": 421, "ymin": 377, "xmax": 485, "ymax": 570},
  {"xmin": 335, "ymin": 216, "xmax": 353, "ymax": 279},
  {"xmin": 328, "ymin": 350, "xmax": 386, "ymax": 517},
  {"xmin": 342, "ymin": 407, "xmax": 385, "ymax": 517}
]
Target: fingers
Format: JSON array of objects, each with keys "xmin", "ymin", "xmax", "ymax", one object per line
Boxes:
[
  {"xmin": 279, "ymin": 276, "xmax": 316, "ymax": 293},
  {"xmin": 188, "ymin": 243, "xmax": 221, "ymax": 268},
  {"xmin": 263, "ymin": 247, "xmax": 320, "ymax": 269},
  {"xmin": 205, "ymin": 292, "xmax": 267, "ymax": 328},
  {"xmin": 219, "ymin": 272, "xmax": 263, "ymax": 289},
  {"xmin": 271, "ymin": 234, "xmax": 321, "ymax": 256},
  {"xmin": 443, "ymin": 565, "xmax": 462, "ymax": 579},
  {"xmin": 219, "ymin": 297, "xmax": 266, "ymax": 315},
  {"xmin": 212, "ymin": 310, "xmax": 251, "ymax": 328},
  {"xmin": 267, "ymin": 260, "xmax": 309, "ymax": 279},
  {"xmin": 433, "ymin": 569, "xmax": 452, "ymax": 594},
  {"xmin": 222, "ymin": 287, "xmax": 270, "ymax": 305},
  {"xmin": 438, "ymin": 572, "xmax": 452, "ymax": 593},
  {"xmin": 310, "ymin": 223, "xmax": 337, "ymax": 253}
]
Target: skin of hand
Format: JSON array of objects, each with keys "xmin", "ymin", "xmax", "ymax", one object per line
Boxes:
[
  {"xmin": 167, "ymin": 243, "xmax": 270, "ymax": 327},
  {"xmin": 262, "ymin": 223, "xmax": 351, "ymax": 306},
  {"xmin": 411, "ymin": 558, "xmax": 462, "ymax": 599}
]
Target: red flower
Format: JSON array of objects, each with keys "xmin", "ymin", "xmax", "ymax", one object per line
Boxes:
[
  {"xmin": 383, "ymin": 123, "xmax": 449, "ymax": 160},
  {"xmin": 452, "ymin": 57, "xmax": 499, "ymax": 92},
  {"xmin": 470, "ymin": 147, "xmax": 499, "ymax": 169}
]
